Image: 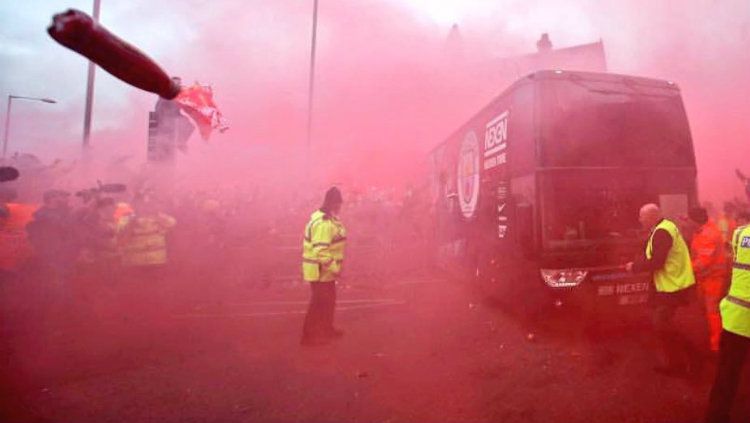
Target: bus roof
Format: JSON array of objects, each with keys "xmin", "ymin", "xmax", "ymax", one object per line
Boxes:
[
  {"xmin": 430, "ymin": 70, "xmax": 682, "ymax": 154},
  {"xmin": 531, "ymin": 69, "xmax": 681, "ymax": 91}
]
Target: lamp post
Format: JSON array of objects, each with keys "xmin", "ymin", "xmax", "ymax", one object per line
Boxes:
[
  {"xmin": 306, "ymin": 0, "xmax": 319, "ymax": 154},
  {"xmin": 82, "ymin": 0, "xmax": 101, "ymax": 149},
  {"xmin": 2, "ymin": 95, "xmax": 58, "ymax": 158}
]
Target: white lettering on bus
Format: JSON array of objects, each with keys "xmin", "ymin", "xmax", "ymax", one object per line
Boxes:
[{"xmin": 484, "ymin": 111, "xmax": 509, "ymax": 158}]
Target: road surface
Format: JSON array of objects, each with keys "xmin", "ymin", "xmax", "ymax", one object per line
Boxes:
[{"xmin": 1, "ymin": 270, "xmax": 748, "ymax": 422}]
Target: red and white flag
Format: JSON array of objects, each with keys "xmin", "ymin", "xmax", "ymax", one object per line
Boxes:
[{"xmin": 174, "ymin": 82, "xmax": 229, "ymax": 140}]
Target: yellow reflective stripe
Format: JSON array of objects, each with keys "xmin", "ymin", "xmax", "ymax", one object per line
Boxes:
[
  {"xmin": 734, "ymin": 262, "xmax": 750, "ymax": 271},
  {"xmin": 305, "ymin": 216, "xmax": 324, "ymax": 241},
  {"xmin": 727, "ymin": 295, "xmax": 750, "ymax": 309},
  {"xmin": 312, "ymin": 242, "xmax": 330, "ymax": 247},
  {"xmin": 304, "ymin": 258, "xmax": 342, "ymax": 264}
]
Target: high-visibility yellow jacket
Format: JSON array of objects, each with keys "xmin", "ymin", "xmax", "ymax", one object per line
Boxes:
[
  {"xmin": 721, "ymin": 225, "xmax": 750, "ymax": 338},
  {"xmin": 302, "ymin": 210, "xmax": 346, "ymax": 282},
  {"xmin": 118, "ymin": 212, "xmax": 176, "ymax": 267},
  {"xmin": 646, "ymin": 219, "xmax": 696, "ymax": 292}
]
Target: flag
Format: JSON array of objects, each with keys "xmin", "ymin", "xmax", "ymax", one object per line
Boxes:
[{"xmin": 174, "ymin": 82, "xmax": 229, "ymax": 140}]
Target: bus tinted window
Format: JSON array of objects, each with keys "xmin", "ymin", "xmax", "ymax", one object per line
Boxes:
[{"xmin": 539, "ymin": 80, "xmax": 695, "ymax": 167}]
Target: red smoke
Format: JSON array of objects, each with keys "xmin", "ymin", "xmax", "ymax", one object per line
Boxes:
[{"xmin": 5, "ymin": 0, "xmax": 749, "ymax": 201}]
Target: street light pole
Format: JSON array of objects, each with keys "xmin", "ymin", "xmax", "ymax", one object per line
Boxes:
[
  {"xmin": 82, "ymin": 0, "xmax": 101, "ymax": 149},
  {"xmin": 306, "ymin": 0, "xmax": 319, "ymax": 154},
  {"xmin": 2, "ymin": 96, "xmax": 12, "ymax": 159},
  {"xmin": 2, "ymin": 95, "xmax": 58, "ymax": 158}
]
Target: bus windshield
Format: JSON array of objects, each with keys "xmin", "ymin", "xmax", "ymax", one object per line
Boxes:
[
  {"xmin": 539, "ymin": 79, "xmax": 695, "ymax": 168},
  {"xmin": 539, "ymin": 168, "xmax": 696, "ymax": 248}
]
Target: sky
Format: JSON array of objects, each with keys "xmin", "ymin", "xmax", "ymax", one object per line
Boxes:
[{"xmin": 1, "ymin": 0, "xmax": 749, "ymax": 201}]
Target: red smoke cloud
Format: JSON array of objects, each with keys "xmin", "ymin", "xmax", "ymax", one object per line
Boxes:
[{"xmin": 5, "ymin": 0, "xmax": 749, "ymax": 200}]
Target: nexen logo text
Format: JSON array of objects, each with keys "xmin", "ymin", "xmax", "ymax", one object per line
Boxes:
[{"xmin": 484, "ymin": 111, "xmax": 508, "ymax": 158}]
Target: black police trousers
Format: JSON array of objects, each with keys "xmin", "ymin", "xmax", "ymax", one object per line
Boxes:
[
  {"xmin": 301, "ymin": 281, "xmax": 336, "ymax": 341},
  {"xmin": 706, "ymin": 330, "xmax": 749, "ymax": 423}
]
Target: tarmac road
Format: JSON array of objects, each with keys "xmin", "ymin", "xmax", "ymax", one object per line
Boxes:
[{"xmin": 1, "ymin": 271, "xmax": 748, "ymax": 423}]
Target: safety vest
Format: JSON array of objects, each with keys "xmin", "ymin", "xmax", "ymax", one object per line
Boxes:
[
  {"xmin": 690, "ymin": 219, "xmax": 728, "ymax": 279},
  {"xmin": 302, "ymin": 210, "xmax": 346, "ymax": 282},
  {"xmin": 646, "ymin": 219, "xmax": 696, "ymax": 293},
  {"xmin": 720, "ymin": 225, "xmax": 750, "ymax": 338},
  {"xmin": 118, "ymin": 213, "xmax": 176, "ymax": 267}
]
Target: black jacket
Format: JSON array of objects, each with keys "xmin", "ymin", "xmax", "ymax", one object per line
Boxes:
[{"xmin": 632, "ymin": 220, "xmax": 673, "ymax": 274}]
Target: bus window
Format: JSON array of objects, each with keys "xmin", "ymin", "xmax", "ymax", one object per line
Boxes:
[
  {"xmin": 539, "ymin": 79, "xmax": 695, "ymax": 168},
  {"xmin": 507, "ymin": 83, "xmax": 536, "ymax": 173}
]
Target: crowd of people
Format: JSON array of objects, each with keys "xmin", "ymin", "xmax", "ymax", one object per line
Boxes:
[
  {"xmin": 0, "ymin": 154, "xmax": 433, "ymax": 320},
  {"xmin": 0, "ymin": 151, "xmax": 748, "ymax": 420},
  {"xmin": 0, "ymin": 156, "xmax": 747, "ymax": 296}
]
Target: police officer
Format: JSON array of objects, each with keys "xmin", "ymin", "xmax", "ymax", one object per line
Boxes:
[
  {"xmin": 705, "ymin": 210, "xmax": 750, "ymax": 423},
  {"xmin": 117, "ymin": 198, "xmax": 176, "ymax": 269},
  {"xmin": 301, "ymin": 187, "xmax": 347, "ymax": 346},
  {"xmin": 626, "ymin": 203, "xmax": 698, "ymax": 375}
]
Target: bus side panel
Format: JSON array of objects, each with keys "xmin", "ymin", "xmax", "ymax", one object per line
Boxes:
[
  {"xmin": 477, "ymin": 82, "xmax": 543, "ymax": 297},
  {"xmin": 431, "ymin": 81, "xmax": 541, "ymax": 291},
  {"xmin": 467, "ymin": 82, "xmax": 541, "ymax": 297}
]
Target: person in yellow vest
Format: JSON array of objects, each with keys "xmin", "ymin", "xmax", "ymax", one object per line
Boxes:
[
  {"xmin": 705, "ymin": 210, "xmax": 750, "ymax": 423},
  {"xmin": 626, "ymin": 203, "xmax": 699, "ymax": 375},
  {"xmin": 301, "ymin": 187, "xmax": 346, "ymax": 346},
  {"xmin": 117, "ymin": 200, "xmax": 176, "ymax": 268}
]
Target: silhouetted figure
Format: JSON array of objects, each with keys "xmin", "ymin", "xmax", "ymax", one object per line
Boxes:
[
  {"xmin": 444, "ymin": 23, "xmax": 464, "ymax": 60},
  {"xmin": 26, "ymin": 190, "xmax": 81, "ymax": 300},
  {"xmin": 737, "ymin": 168, "xmax": 749, "ymax": 201},
  {"xmin": 537, "ymin": 33, "xmax": 553, "ymax": 52}
]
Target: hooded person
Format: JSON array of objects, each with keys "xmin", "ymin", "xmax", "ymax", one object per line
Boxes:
[{"xmin": 301, "ymin": 187, "xmax": 347, "ymax": 346}]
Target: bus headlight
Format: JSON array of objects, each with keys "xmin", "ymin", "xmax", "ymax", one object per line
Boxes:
[{"xmin": 540, "ymin": 269, "xmax": 588, "ymax": 288}]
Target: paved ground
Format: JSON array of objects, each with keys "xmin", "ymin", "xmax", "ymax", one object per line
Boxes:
[{"xmin": 1, "ymin": 271, "xmax": 748, "ymax": 423}]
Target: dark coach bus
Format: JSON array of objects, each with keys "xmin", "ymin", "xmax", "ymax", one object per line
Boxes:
[{"xmin": 429, "ymin": 70, "xmax": 698, "ymax": 309}]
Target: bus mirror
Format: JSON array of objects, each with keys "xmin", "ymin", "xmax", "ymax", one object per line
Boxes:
[{"xmin": 516, "ymin": 204, "xmax": 534, "ymax": 253}]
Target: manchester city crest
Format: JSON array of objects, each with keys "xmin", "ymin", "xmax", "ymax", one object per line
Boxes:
[{"xmin": 457, "ymin": 131, "xmax": 480, "ymax": 219}]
